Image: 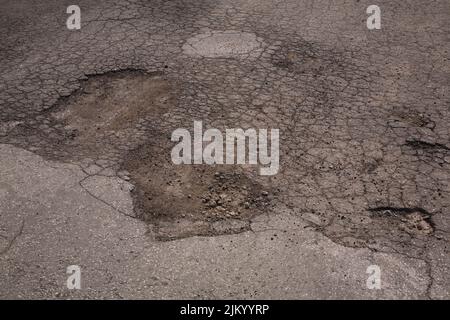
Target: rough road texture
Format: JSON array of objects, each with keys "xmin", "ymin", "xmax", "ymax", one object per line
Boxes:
[{"xmin": 0, "ymin": 0, "xmax": 449, "ymax": 299}]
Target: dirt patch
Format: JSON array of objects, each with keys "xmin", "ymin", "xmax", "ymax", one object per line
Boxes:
[
  {"xmin": 123, "ymin": 136, "xmax": 273, "ymax": 240},
  {"xmin": 49, "ymin": 70, "xmax": 174, "ymax": 158}
]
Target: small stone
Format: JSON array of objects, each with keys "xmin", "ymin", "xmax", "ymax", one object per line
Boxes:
[{"xmin": 208, "ymin": 200, "xmax": 217, "ymax": 208}]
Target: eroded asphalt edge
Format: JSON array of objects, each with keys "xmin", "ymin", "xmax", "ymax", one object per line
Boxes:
[{"xmin": 0, "ymin": 144, "xmax": 432, "ymax": 298}]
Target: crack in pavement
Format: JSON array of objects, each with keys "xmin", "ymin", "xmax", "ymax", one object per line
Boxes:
[
  {"xmin": 0, "ymin": 219, "xmax": 25, "ymax": 256},
  {"xmin": 0, "ymin": 0, "xmax": 449, "ymax": 299}
]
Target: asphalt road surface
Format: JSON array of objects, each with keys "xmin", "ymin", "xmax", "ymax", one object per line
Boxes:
[{"xmin": 0, "ymin": 0, "xmax": 449, "ymax": 299}]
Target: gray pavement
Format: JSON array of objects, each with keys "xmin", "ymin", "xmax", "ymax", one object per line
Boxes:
[{"xmin": 0, "ymin": 0, "xmax": 449, "ymax": 299}]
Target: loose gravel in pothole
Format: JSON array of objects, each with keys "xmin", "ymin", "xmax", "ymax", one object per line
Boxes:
[{"xmin": 123, "ymin": 137, "xmax": 274, "ymax": 240}]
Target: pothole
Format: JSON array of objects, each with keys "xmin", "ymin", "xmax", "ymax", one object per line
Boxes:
[
  {"xmin": 270, "ymin": 40, "xmax": 354, "ymax": 78},
  {"xmin": 182, "ymin": 30, "xmax": 265, "ymax": 59},
  {"xmin": 390, "ymin": 110, "xmax": 435, "ymax": 129},
  {"xmin": 2, "ymin": 70, "xmax": 176, "ymax": 163},
  {"xmin": 368, "ymin": 207, "xmax": 434, "ymax": 236},
  {"xmin": 53, "ymin": 71, "xmax": 170, "ymax": 134},
  {"xmin": 49, "ymin": 70, "xmax": 174, "ymax": 160},
  {"xmin": 3, "ymin": 69, "xmax": 275, "ymax": 241},
  {"xmin": 319, "ymin": 206, "xmax": 435, "ymax": 252},
  {"xmin": 122, "ymin": 136, "xmax": 274, "ymax": 241}
]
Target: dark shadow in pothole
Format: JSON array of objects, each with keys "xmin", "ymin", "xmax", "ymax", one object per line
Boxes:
[
  {"xmin": 402, "ymin": 138, "xmax": 449, "ymax": 165},
  {"xmin": 122, "ymin": 136, "xmax": 274, "ymax": 241},
  {"xmin": 405, "ymin": 139, "xmax": 450, "ymax": 152}
]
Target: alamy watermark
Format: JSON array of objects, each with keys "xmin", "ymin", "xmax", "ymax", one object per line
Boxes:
[
  {"xmin": 367, "ymin": 5, "xmax": 381, "ymax": 30},
  {"xmin": 171, "ymin": 121, "xmax": 279, "ymax": 176},
  {"xmin": 66, "ymin": 265, "xmax": 81, "ymax": 290},
  {"xmin": 66, "ymin": 5, "xmax": 81, "ymax": 30},
  {"xmin": 66, "ymin": 5, "xmax": 380, "ymax": 31},
  {"xmin": 366, "ymin": 264, "xmax": 381, "ymax": 290}
]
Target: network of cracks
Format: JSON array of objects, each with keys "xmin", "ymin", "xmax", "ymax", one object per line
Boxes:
[{"xmin": 0, "ymin": 35, "xmax": 448, "ymax": 255}]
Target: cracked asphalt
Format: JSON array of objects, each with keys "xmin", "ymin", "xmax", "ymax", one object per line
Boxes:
[{"xmin": 0, "ymin": 0, "xmax": 449, "ymax": 299}]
